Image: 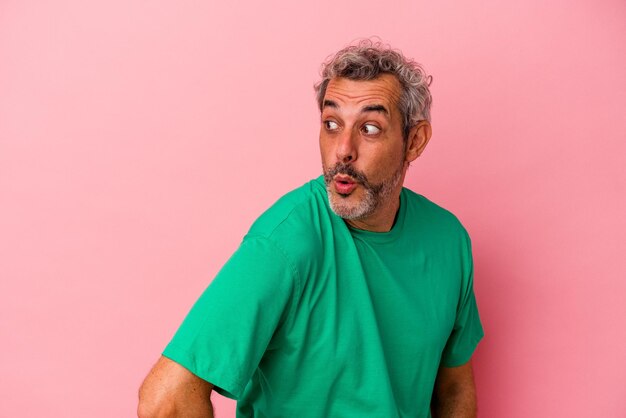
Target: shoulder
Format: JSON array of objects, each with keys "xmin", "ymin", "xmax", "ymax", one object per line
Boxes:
[
  {"xmin": 403, "ymin": 188, "xmax": 467, "ymax": 231},
  {"xmin": 402, "ymin": 188, "xmax": 471, "ymax": 250},
  {"xmin": 247, "ymin": 177, "xmax": 327, "ymax": 235},
  {"xmin": 244, "ymin": 176, "xmax": 332, "ymax": 259}
]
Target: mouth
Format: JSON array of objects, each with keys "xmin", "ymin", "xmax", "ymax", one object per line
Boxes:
[{"xmin": 333, "ymin": 175, "xmax": 358, "ymax": 195}]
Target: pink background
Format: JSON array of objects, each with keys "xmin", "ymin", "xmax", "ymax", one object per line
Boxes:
[{"xmin": 1, "ymin": 0, "xmax": 625, "ymax": 416}]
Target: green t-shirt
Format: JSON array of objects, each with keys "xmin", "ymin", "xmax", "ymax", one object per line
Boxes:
[{"xmin": 163, "ymin": 176, "xmax": 483, "ymax": 417}]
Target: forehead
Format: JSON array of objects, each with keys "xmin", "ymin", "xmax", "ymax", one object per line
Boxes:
[{"xmin": 323, "ymin": 74, "xmax": 402, "ymax": 110}]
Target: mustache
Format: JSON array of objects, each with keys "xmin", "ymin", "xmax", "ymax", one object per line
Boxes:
[{"xmin": 323, "ymin": 162, "xmax": 370, "ymax": 186}]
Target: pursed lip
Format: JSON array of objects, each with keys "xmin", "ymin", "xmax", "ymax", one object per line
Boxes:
[
  {"xmin": 334, "ymin": 174, "xmax": 356, "ymax": 183},
  {"xmin": 333, "ymin": 175, "xmax": 358, "ymax": 195}
]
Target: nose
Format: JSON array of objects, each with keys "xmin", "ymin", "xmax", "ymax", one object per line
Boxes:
[{"xmin": 336, "ymin": 129, "xmax": 357, "ymax": 164}]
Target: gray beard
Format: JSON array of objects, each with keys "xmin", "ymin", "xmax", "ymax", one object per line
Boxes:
[{"xmin": 323, "ymin": 162, "xmax": 404, "ymax": 220}]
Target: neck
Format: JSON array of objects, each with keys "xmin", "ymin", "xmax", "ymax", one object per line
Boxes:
[{"xmin": 345, "ymin": 192, "xmax": 401, "ymax": 232}]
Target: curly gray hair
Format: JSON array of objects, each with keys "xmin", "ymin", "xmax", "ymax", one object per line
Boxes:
[{"xmin": 314, "ymin": 39, "xmax": 433, "ymax": 140}]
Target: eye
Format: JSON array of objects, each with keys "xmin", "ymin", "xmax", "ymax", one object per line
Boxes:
[
  {"xmin": 324, "ymin": 120, "xmax": 339, "ymax": 131},
  {"xmin": 361, "ymin": 124, "xmax": 381, "ymax": 135}
]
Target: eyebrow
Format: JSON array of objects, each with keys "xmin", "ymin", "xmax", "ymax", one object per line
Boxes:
[
  {"xmin": 362, "ymin": 104, "xmax": 388, "ymax": 115},
  {"xmin": 322, "ymin": 100, "xmax": 389, "ymax": 115},
  {"xmin": 323, "ymin": 99, "xmax": 338, "ymax": 109}
]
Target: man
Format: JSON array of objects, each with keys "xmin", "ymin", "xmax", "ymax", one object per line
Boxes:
[{"xmin": 138, "ymin": 40, "xmax": 484, "ymax": 418}]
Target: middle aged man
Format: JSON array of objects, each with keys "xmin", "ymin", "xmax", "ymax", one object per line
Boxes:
[{"xmin": 139, "ymin": 40, "xmax": 484, "ymax": 418}]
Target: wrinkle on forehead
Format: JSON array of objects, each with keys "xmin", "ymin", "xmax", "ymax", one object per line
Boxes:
[{"xmin": 324, "ymin": 74, "xmax": 402, "ymax": 108}]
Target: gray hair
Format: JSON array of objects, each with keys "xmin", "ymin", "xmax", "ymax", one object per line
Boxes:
[{"xmin": 314, "ymin": 39, "xmax": 433, "ymax": 140}]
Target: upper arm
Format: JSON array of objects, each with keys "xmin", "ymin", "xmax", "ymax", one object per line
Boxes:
[
  {"xmin": 440, "ymin": 229, "xmax": 484, "ymax": 368},
  {"xmin": 434, "ymin": 359, "xmax": 476, "ymax": 397},
  {"xmin": 431, "ymin": 359, "xmax": 477, "ymax": 417},
  {"xmin": 162, "ymin": 237, "xmax": 298, "ymax": 399},
  {"xmin": 138, "ymin": 356, "xmax": 214, "ymax": 418}
]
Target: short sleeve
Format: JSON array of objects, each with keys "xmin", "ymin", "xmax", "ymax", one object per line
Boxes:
[
  {"xmin": 162, "ymin": 236, "xmax": 298, "ymax": 399},
  {"xmin": 440, "ymin": 231, "xmax": 484, "ymax": 367}
]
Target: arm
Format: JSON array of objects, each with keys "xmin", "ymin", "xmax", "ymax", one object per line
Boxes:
[
  {"xmin": 431, "ymin": 360, "xmax": 477, "ymax": 418},
  {"xmin": 138, "ymin": 356, "xmax": 214, "ymax": 418}
]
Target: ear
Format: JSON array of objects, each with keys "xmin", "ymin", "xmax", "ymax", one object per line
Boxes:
[{"xmin": 405, "ymin": 121, "xmax": 432, "ymax": 163}]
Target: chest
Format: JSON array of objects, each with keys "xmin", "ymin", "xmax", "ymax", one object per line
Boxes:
[
  {"xmin": 352, "ymin": 241, "xmax": 459, "ymax": 357},
  {"xmin": 291, "ymin": 239, "xmax": 461, "ymax": 369}
]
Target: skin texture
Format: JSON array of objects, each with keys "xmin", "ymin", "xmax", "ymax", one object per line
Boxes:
[
  {"xmin": 137, "ymin": 75, "xmax": 476, "ymax": 417},
  {"xmin": 319, "ymin": 75, "xmax": 431, "ymax": 232},
  {"xmin": 138, "ymin": 356, "xmax": 214, "ymax": 418},
  {"xmin": 432, "ymin": 361, "xmax": 478, "ymax": 418}
]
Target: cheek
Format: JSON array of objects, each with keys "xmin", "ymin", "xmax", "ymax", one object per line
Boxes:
[
  {"xmin": 365, "ymin": 143, "xmax": 401, "ymax": 167},
  {"xmin": 319, "ymin": 137, "xmax": 336, "ymax": 166},
  {"xmin": 364, "ymin": 148, "xmax": 405, "ymax": 180}
]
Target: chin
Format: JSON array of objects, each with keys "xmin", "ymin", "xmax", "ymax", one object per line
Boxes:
[{"xmin": 327, "ymin": 191, "xmax": 376, "ymax": 220}]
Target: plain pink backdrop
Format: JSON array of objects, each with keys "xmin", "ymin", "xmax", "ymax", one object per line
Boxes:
[{"xmin": 1, "ymin": 0, "xmax": 625, "ymax": 416}]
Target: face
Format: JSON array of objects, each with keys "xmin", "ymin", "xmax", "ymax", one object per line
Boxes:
[{"xmin": 319, "ymin": 74, "xmax": 410, "ymax": 223}]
